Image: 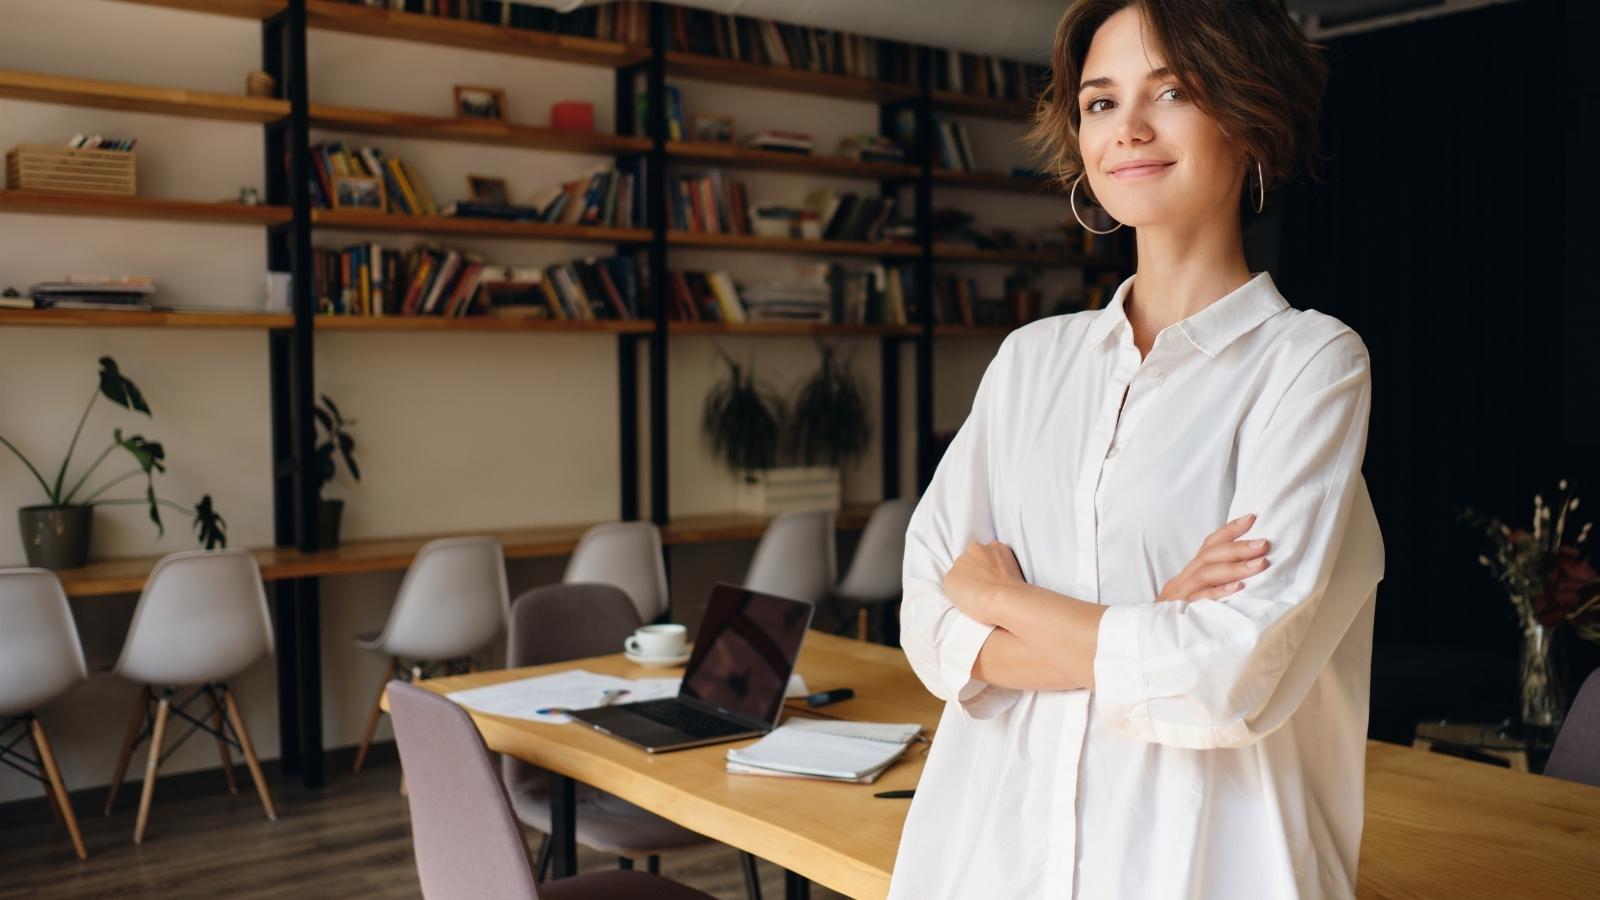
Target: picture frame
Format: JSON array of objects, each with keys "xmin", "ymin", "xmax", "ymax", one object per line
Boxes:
[
  {"xmin": 333, "ymin": 175, "xmax": 386, "ymax": 210},
  {"xmin": 691, "ymin": 113, "xmax": 735, "ymax": 144},
  {"xmin": 454, "ymin": 84, "xmax": 508, "ymax": 122},
  {"xmin": 466, "ymin": 175, "xmax": 511, "ymax": 206}
]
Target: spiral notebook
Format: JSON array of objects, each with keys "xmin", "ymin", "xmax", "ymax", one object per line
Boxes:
[{"xmin": 725, "ymin": 717, "xmax": 923, "ymax": 783}]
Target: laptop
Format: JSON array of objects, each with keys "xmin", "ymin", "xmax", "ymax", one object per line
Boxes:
[{"xmin": 570, "ymin": 582, "xmax": 814, "ymax": 753}]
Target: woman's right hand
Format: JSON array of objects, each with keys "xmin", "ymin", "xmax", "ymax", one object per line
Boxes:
[{"xmin": 1157, "ymin": 514, "xmax": 1271, "ymax": 602}]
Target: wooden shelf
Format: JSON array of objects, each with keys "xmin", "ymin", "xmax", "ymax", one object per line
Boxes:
[
  {"xmin": 0, "ymin": 69, "xmax": 288, "ymax": 122},
  {"xmin": 934, "ymin": 324, "xmax": 1016, "ymax": 338},
  {"xmin": 668, "ymin": 231, "xmax": 919, "ymax": 258},
  {"xmin": 669, "ymin": 321, "xmax": 918, "ymax": 337},
  {"xmin": 108, "ymin": 0, "xmax": 287, "ymax": 19},
  {"xmin": 309, "ymin": 103, "xmax": 651, "ymax": 155},
  {"xmin": 664, "ymin": 51, "xmax": 919, "ymax": 104},
  {"xmin": 932, "ymin": 244, "xmax": 1105, "ymax": 267},
  {"xmin": 54, "ymin": 505, "xmax": 876, "ymax": 598},
  {"xmin": 0, "ymin": 190, "xmax": 291, "ymax": 226},
  {"xmin": 312, "ymin": 209, "xmax": 650, "ymax": 243},
  {"xmin": 932, "ymin": 169, "xmax": 1057, "ymax": 194},
  {"xmin": 666, "ymin": 141, "xmax": 918, "ymax": 181},
  {"xmin": 315, "ymin": 315, "xmax": 653, "ymax": 334},
  {"xmin": 0, "ymin": 308, "xmax": 292, "ymax": 329},
  {"xmin": 930, "ymin": 89, "xmax": 1037, "ymax": 121},
  {"xmin": 305, "ymin": 0, "xmax": 650, "ymax": 67}
]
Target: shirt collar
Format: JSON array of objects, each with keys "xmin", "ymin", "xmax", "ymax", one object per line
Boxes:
[{"xmin": 1086, "ymin": 271, "xmax": 1288, "ymax": 358}]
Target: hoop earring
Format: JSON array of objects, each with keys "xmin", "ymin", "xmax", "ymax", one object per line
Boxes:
[
  {"xmin": 1070, "ymin": 174, "xmax": 1122, "ymax": 235},
  {"xmin": 1251, "ymin": 160, "xmax": 1265, "ymax": 214}
]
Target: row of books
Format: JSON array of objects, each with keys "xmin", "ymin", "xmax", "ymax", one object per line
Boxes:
[
  {"xmin": 307, "ymin": 141, "xmax": 439, "ymax": 215},
  {"xmin": 332, "ymin": 0, "xmax": 649, "ymax": 42},
  {"xmin": 669, "ymin": 170, "xmax": 751, "ymax": 234},
  {"xmin": 664, "ymin": 7, "xmax": 918, "ymax": 85},
  {"xmin": 934, "ymin": 119, "xmax": 980, "ymax": 173},
  {"xmin": 669, "ymin": 262, "xmax": 914, "ymax": 327},
  {"xmin": 803, "ymin": 191, "xmax": 899, "ymax": 243},
  {"xmin": 929, "ymin": 48, "xmax": 1048, "ymax": 103},
  {"xmin": 443, "ymin": 160, "xmax": 643, "ymax": 229},
  {"xmin": 633, "ymin": 79, "xmax": 688, "ymax": 141},
  {"xmin": 481, "ymin": 256, "xmax": 642, "ymax": 320}
]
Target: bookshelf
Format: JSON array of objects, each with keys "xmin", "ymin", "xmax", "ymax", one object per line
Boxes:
[{"xmin": 2, "ymin": 0, "xmax": 1129, "ymax": 792}]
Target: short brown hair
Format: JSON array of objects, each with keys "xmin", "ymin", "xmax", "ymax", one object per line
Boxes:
[{"xmin": 1024, "ymin": 0, "xmax": 1329, "ymax": 212}]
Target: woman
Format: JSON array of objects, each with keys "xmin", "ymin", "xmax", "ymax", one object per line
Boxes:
[{"xmin": 891, "ymin": 1, "xmax": 1385, "ymax": 898}]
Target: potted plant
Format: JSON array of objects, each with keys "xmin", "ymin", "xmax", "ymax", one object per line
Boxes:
[
  {"xmin": 314, "ymin": 394, "xmax": 360, "ymax": 548},
  {"xmin": 702, "ymin": 346, "xmax": 787, "ymax": 510},
  {"xmin": 1005, "ymin": 264, "xmax": 1043, "ymax": 324},
  {"xmin": 1, "ymin": 357, "xmax": 227, "ymax": 568}
]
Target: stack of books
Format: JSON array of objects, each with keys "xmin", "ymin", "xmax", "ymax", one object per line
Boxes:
[
  {"xmin": 30, "ymin": 276, "xmax": 154, "ymax": 311},
  {"xmin": 740, "ymin": 130, "xmax": 814, "ymax": 155},
  {"xmin": 836, "ymin": 134, "xmax": 905, "ymax": 163},
  {"xmin": 726, "ymin": 718, "xmax": 923, "ymax": 784},
  {"xmin": 443, "ymin": 161, "xmax": 641, "ymax": 229},
  {"xmin": 741, "ymin": 266, "xmax": 831, "ymax": 322},
  {"xmin": 664, "ymin": 6, "xmax": 918, "ymax": 85}
]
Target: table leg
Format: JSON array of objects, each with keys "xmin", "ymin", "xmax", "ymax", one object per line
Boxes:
[
  {"xmin": 550, "ymin": 772, "xmax": 578, "ymax": 878},
  {"xmin": 295, "ymin": 577, "xmax": 324, "ymax": 789},
  {"xmin": 273, "ymin": 580, "xmax": 301, "ymax": 775},
  {"xmin": 784, "ymin": 869, "xmax": 810, "ymax": 900}
]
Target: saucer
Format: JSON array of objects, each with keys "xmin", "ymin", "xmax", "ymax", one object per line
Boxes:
[{"xmin": 624, "ymin": 647, "xmax": 692, "ymax": 667}]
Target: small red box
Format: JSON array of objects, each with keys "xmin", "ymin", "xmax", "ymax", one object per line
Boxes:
[{"xmin": 551, "ymin": 101, "xmax": 595, "ymax": 133}]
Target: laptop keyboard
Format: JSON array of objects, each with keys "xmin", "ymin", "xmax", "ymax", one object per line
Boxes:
[{"xmin": 626, "ymin": 698, "xmax": 754, "ymax": 738}]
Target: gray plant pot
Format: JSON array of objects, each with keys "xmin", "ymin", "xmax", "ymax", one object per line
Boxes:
[
  {"xmin": 319, "ymin": 498, "xmax": 344, "ymax": 549},
  {"xmin": 18, "ymin": 505, "xmax": 93, "ymax": 569}
]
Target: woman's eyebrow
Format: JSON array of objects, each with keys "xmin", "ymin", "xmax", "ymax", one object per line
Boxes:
[{"xmin": 1078, "ymin": 66, "xmax": 1175, "ymax": 94}]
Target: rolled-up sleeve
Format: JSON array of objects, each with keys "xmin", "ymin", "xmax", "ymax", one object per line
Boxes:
[
  {"xmin": 1093, "ymin": 330, "xmax": 1382, "ymax": 749},
  {"xmin": 900, "ymin": 336, "xmax": 1021, "ymax": 722}
]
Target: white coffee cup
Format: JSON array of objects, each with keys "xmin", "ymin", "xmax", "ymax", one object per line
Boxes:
[{"xmin": 625, "ymin": 623, "xmax": 688, "ymax": 658}]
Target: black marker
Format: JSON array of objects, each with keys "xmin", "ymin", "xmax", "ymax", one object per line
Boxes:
[{"xmin": 805, "ymin": 687, "xmax": 855, "ymax": 707}]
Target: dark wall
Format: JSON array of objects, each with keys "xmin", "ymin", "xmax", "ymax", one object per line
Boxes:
[{"xmin": 1274, "ymin": 0, "xmax": 1596, "ymax": 694}]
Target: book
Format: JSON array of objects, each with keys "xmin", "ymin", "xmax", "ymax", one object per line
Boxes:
[{"xmin": 726, "ymin": 718, "xmax": 922, "ymax": 783}]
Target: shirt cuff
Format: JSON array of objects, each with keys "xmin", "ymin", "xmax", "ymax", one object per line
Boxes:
[
  {"xmin": 1093, "ymin": 603, "xmax": 1157, "ymax": 740},
  {"xmin": 942, "ymin": 613, "xmax": 1020, "ymax": 721}
]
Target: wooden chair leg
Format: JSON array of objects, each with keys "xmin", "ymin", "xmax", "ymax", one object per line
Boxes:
[
  {"xmin": 30, "ymin": 718, "xmax": 87, "ymax": 860},
  {"xmin": 222, "ymin": 686, "xmax": 277, "ymax": 822},
  {"xmin": 856, "ymin": 608, "xmax": 869, "ymax": 642},
  {"xmin": 353, "ymin": 660, "xmax": 396, "ymax": 774},
  {"xmin": 207, "ymin": 686, "xmax": 238, "ymax": 795},
  {"xmin": 133, "ymin": 694, "xmax": 170, "ymax": 845},
  {"xmin": 104, "ymin": 687, "xmax": 148, "ymax": 815}
]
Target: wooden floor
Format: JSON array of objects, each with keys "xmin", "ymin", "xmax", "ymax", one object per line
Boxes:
[{"xmin": 0, "ymin": 761, "xmax": 848, "ymax": 899}]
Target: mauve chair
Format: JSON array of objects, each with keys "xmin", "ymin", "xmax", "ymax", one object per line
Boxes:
[
  {"xmin": 1545, "ymin": 669, "xmax": 1600, "ymax": 787},
  {"xmin": 501, "ymin": 585, "xmax": 712, "ymax": 875},
  {"xmin": 387, "ymin": 680, "xmax": 715, "ymax": 900}
]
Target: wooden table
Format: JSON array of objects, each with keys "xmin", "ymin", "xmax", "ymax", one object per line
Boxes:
[{"xmin": 417, "ymin": 632, "xmax": 1600, "ymax": 900}]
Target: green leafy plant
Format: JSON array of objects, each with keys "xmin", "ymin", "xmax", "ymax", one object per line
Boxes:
[
  {"xmin": 0, "ymin": 356, "xmax": 226, "ymax": 548},
  {"xmin": 788, "ymin": 341, "xmax": 871, "ymax": 468},
  {"xmin": 702, "ymin": 346, "xmax": 785, "ymax": 478},
  {"xmin": 313, "ymin": 394, "xmax": 360, "ymax": 492}
]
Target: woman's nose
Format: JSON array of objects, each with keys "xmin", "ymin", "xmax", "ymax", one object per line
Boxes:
[{"xmin": 1114, "ymin": 108, "xmax": 1154, "ymax": 146}]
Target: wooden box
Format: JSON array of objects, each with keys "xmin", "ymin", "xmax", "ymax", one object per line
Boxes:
[{"xmin": 6, "ymin": 144, "xmax": 137, "ymax": 196}]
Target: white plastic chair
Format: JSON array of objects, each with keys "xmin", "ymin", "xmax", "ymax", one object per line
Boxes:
[
  {"xmin": 563, "ymin": 521, "xmax": 670, "ymax": 624},
  {"xmin": 0, "ymin": 568, "xmax": 89, "ymax": 859},
  {"xmin": 105, "ymin": 549, "xmax": 277, "ymax": 844},
  {"xmin": 744, "ymin": 509, "xmax": 837, "ymax": 606},
  {"xmin": 352, "ymin": 536, "xmax": 509, "ymax": 774},
  {"xmin": 832, "ymin": 497, "xmax": 918, "ymax": 641}
]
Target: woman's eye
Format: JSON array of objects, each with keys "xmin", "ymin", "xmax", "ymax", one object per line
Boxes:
[
  {"xmin": 1161, "ymin": 87, "xmax": 1185, "ymax": 102},
  {"xmin": 1085, "ymin": 97, "xmax": 1112, "ymax": 113}
]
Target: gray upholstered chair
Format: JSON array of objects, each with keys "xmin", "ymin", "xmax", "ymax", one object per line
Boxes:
[
  {"xmin": 105, "ymin": 549, "xmax": 277, "ymax": 844},
  {"xmin": 1545, "ymin": 669, "xmax": 1600, "ymax": 787},
  {"xmin": 744, "ymin": 510, "xmax": 837, "ymax": 606},
  {"xmin": 501, "ymin": 584, "xmax": 712, "ymax": 877},
  {"xmin": 387, "ymin": 680, "xmax": 715, "ymax": 900},
  {"xmin": 0, "ymin": 568, "xmax": 89, "ymax": 859},
  {"xmin": 353, "ymin": 536, "xmax": 510, "ymax": 773}
]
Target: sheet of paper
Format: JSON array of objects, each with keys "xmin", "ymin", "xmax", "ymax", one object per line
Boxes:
[{"xmin": 446, "ymin": 670, "xmax": 636, "ymax": 724}]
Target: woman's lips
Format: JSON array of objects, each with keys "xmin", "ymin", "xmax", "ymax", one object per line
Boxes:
[{"xmin": 1110, "ymin": 162, "xmax": 1175, "ymax": 179}]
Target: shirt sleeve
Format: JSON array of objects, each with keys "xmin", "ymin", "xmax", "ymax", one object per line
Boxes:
[
  {"xmin": 1092, "ymin": 330, "xmax": 1383, "ymax": 749},
  {"xmin": 900, "ymin": 336, "xmax": 1022, "ymax": 722}
]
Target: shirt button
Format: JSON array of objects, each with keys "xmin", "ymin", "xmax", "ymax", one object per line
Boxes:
[
  {"xmin": 1107, "ymin": 445, "xmax": 1121, "ymax": 458},
  {"xmin": 1147, "ymin": 366, "xmax": 1164, "ymax": 379}
]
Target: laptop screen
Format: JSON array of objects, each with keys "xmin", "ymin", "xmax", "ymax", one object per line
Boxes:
[{"xmin": 679, "ymin": 583, "xmax": 814, "ymax": 726}]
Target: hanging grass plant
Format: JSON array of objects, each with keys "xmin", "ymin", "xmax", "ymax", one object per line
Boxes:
[
  {"xmin": 789, "ymin": 341, "xmax": 871, "ymax": 468},
  {"xmin": 702, "ymin": 345, "xmax": 786, "ymax": 479}
]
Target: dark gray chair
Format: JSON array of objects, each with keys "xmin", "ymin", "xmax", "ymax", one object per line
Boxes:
[
  {"xmin": 388, "ymin": 680, "xmax": 714, "ymax": 900},
  {"xmin": 1545, "ymin": 669, "xmax": 1600, "ymax": 787},
  {"xmin": 504, "ymin": 584, "xmax": 766, "ymax": 899}
]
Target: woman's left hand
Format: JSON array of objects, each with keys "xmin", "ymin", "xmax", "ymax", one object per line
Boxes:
[{"xmin": 944, "ymin": 540, "xmax": 1027, "ymax": 625}]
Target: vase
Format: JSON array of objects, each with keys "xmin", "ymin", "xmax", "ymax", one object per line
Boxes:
[
  {"xmin": 18, "ymin": 505, "xmax": 93, "ymax": 569},
  {"xmin": 1518, "ymin": 619, "xmax": 1565, "ymax": 732},
  {"xmin": 318, "ymin": 498, "xmax": 344, "ymax": 549}
]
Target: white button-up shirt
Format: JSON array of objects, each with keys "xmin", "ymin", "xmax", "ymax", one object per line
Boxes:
[{"xmin": 891, "ymin": 271, "xmax": 1384, "ymax": 899}]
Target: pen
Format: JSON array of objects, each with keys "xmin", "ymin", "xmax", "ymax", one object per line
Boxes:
[
  {"xmin": 874, "ymin": 790, "xmax": 915, "ymax": 799},
  {"xmin": 600, "ymin": 688, "xmax": 631, "ymax": 706}
]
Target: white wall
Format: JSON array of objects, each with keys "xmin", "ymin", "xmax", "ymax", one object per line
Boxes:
[{"xmin": 0, "ymin": 0, "xmax": 1077, "ymax": 804}]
